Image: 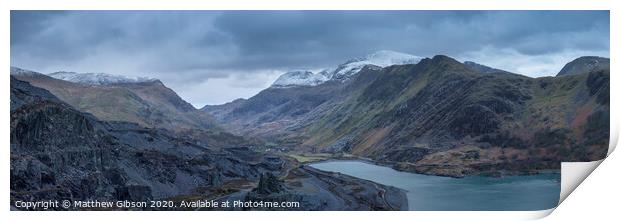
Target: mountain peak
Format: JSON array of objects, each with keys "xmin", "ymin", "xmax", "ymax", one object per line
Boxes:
[
  {"xmin": 271, "ymin": 70, "xmax": 329, "ymax": 88},
  {"xmin": 413, "ymin": 55, "xmax": 462, "ymax": 68},
  {"xmin": 48, "ymin": 71, "xmax": 158, "ymax": 86},
  {"xmin": 430, "ymin": 55, "xmax": 458, "ymax": 63},
  {"xmin": 557, "ymin": 56, "xmax": 610, "ymax": 76},
  {"xmin": 269, "ymin": 50, "xmax": 423, "ymax": 88},
  {"xmin": 332, "ymin": 50, "xmax": 423, "ymax": 81}
]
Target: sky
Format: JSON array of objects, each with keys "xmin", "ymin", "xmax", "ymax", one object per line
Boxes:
[{"xmin": 11, "ymin": 11, "xmax": 610, "ymax": 107}]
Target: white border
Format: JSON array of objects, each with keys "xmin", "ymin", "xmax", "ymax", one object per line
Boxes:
[{"xmin": 1, "ymin": 1, "xmax": 617, "ymax": 221}]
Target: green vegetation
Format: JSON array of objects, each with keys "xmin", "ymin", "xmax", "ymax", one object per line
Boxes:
[{"xmin": 286, "ymin": 153, "xmax": 332, "ymax": 163}]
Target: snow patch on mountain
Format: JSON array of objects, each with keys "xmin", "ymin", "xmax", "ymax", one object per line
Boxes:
[
  {"xmin": 270, "ymin": 50, "xmax": 423, "ymax": 88},
  {"xmin": 48, "ymin": 71, "xmax": 157, "ymax": 85},
  {"xmin": 271, "ymin": 71, "xmax": 329, "ymax": 88},
  {"xmin": 330, "ymin": 50, "xmax": 423, "ymax": 81}
]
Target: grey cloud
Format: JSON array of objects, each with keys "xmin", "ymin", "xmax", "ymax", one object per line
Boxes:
[
  {"xmin": 12, "ymin": 10, "xmax": 609, "ymax": 71},
  {"xmin": 10, "ymin": 10, "xmax": 609, "ymax": 106},
  {"xmin": 211, "ymin": 11, "xmax": 608, "ymax": 67}
]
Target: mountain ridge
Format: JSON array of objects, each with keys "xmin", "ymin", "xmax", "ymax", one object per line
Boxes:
[
  {"xmin": 463, "ymin": 61, "xmax": 515, "ymax": 75},
  {"xmin": 48, "ymin": 71, "xmax": 159, "ymax": 86}
]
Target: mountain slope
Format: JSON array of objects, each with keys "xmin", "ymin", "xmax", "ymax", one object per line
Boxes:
[
  {"xmin": 11, "ymin": 67, "xmax": 217, "ymax": 133},
  {"xmin": 203, "ymin": 80, "xmax": 347, "ymax": 139},
  {"xmin": 203, "ymin": 50, "xmax": 422, "ymax": 137},
  {"xmin": 302, "ymin": 55, "xmax": 609, "ymax": 176}
]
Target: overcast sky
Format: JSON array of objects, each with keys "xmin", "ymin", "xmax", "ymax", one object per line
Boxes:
[{"xmin": 11, "ymin": 11, "xmax": 610, "ymax": 107}]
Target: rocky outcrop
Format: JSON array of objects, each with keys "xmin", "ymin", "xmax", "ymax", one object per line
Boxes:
[
  {"xmin": 254, "ymin": 173, "xmax": 285, "ymax": 195},
  {"xmin": 11, "ymin": 79, "xmax": 129, "ymax": 203},
  {"xmin": 241, "ymin": 168, "xmax": 408, "ymax": 211}
]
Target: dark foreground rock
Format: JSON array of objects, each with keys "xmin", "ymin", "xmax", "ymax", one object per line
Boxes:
[
  {"xmin": 283, "ymin": 166, "xmax": 408, "ymax": 211},
  {"xmin": 185, "ymin": 167, "xmax": 408, "ymax": 211},
  {"xmin": 10, "ymin": 77, "xmax": 282, "ymax": 210}
]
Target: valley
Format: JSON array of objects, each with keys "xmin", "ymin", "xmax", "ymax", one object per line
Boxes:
[{"xmin": 10, "ymin": 51, "xmax": 610, "ymax": 211}]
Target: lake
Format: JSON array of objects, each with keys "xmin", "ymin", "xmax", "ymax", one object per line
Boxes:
[{"xmin": 310, "ymin": 160, "xmax": 560, "ymax": 211}]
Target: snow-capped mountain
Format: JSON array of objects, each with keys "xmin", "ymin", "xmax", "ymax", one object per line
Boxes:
[
  {"xmin": 271, "ymin": 70, "xmax": 330, "ymax": 88},
  {"xmin": 48, "ymin": 71, "xmax": 156, "ymax": 85},
  {"xmin": 270, "ymin": 50, "xmax": 423, "ymax": 88},
  {"xmin": 330, "ymin": 50, "xmax": 423, "ymax": 81}
]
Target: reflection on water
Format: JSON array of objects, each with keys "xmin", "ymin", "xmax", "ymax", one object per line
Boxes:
[{"xmin": 310, "ymin": 160, "xmax": 560, "ymax": 211}]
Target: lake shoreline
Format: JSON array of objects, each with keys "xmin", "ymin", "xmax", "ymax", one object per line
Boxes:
[{"xmin": 299, "ymin": 154, "xmax": 560, "ymax": 179}]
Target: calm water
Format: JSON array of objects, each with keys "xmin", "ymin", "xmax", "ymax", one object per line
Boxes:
[{"xmin": 310, "ymin": 160, "xmax": 560, "ymax": 211}]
